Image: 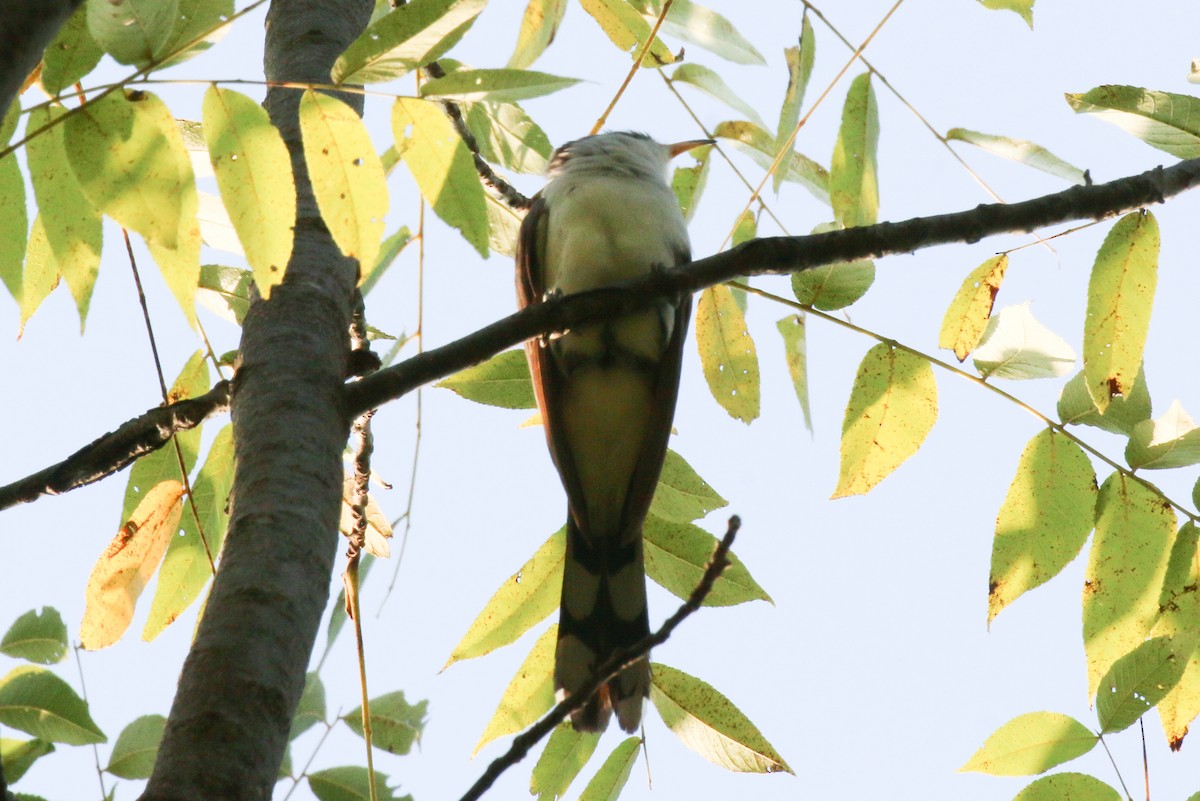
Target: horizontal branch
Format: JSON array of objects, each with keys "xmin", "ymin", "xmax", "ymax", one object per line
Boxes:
[
  {"xmin": 0, "ymin": 381, "xmax": 231, "ymax": 511},
  {"xmin": 345, "ymin": 157, "xmax": 1200, "ymax": 416},
  {"xmin": 4, "ymin": 155, "xmax": 1199, "ymax": 512}
]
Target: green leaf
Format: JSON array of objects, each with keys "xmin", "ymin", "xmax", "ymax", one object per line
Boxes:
[
  {"xmin": 712, "ymin": 119, "xmax": 829, "ymax": 204},
  {"xmin": 696, "ymin": 285, "xmax": 760, "ymax": 423},
  {"xmin": 650, "ymin": 663, "xmax": 791, "ymax": 773},
  {"xmin": 391, "ymin": 97, "xmax": 489, "ymax": 257},
  {"xmin": 648, "ymin": 449, "xmax": 727, "ymax": 523},
  {"xmin": 157, "ymin": 0, "xmax": 235, "ymax": 69},
  {"xmin": 508, "ymin": 0, "xmax": 567, "ymax": 69},
  {"xmin": 18, "ymin": 217, "xmax": 58, "ymax": 336},
  {"xmin": 1067, "ymin": 86, "xmax": 1200, "ymax": 159},
  {"xmin": 938, "ymin": 255, "xmax": 1008, "ymax": 361},
  {"xmin": 203, "ymin": 87, "xmax": 296, "ymax": 300},
  {"xmin": 361, "ymin": 226, "xmax": 413, "ymax": 296},
  {"xmin": 437, "ymin": 349, "xmax": 535, "ymax": 409},
  {"xmin": 0, "ymin": 737, "xmax": 55, "ymax": 783},
  {"xmin": 670, "ymin": 142, "xmax": 712, "ymax": 222},
  {"xmin": 462, "ymin": 101, "xmax": 552, "ymax": 175},
  {"xmin": 830, "ymin": 72, "xmax": 879, "ymax": 229},
  {"xmin": 105, "ymin": 714, "xmax": 165, "ymax": 779},
  {"xmin": 26, "ymin": 104, "xmax": 103, "ymax": 331},
  {"xmin": 445, "ymin": 528, "xmax": 562, "ymax": 666},
  {"xmin": 578, "ymin": 737, "xmax": 641, "ymax": 801},
  {"xmin": 773, "ymin": 16, "xmax": 813, "ymax": 193},
  {"xmin": 196, "ymin": 264, "xmax": 253, "ymax": 325},
  {"xmin": 946, "ymin": 128, "xmax": 1085, "ymax": 184},
  {"xmin": 972, "ymin": 304, "xmax": 1076, "ymax": 380},
  {"xmin": 289, "ymin": 672, "xmax": 326, "ymax": 740},
  {"xmin": 634, "ymin": 0, "xmax": 764, "ymax": 65},
  {"xmin": 473, "ymin": 625, "xmax": 555, "ymax": 755},
  {"xmin": 976, "ymin": 0, "xmax": 1033, "ymax": 26},
  {"xmin": 1154, "ymin": 522, "xmax": 1200, "ymax": 748},
  {"xmin": 791, "ymin": 223, "xmax": 875, "ymax": 310},
  {"xmin": 0, "ymin": 609, "xmax": 68, "ymax": 664},
  {"xmin": 988, "ymin": 430, "xmax": 1097, "ymax": 624},
  {"xmin": 1057, "ymin": 367, "xmax": 1151, "ymax": 436},
  {"xmin": 670, "ymin": 63, "xmax": 764, "ymax": 128},
  {"xmin": 143, "ymin": 423, "xmax": 234, "ymax": 641},
  {"xmin": 86, "ymin": 0, "xmax": 179, "ymax": 66},
  {"xmin": 1126, "ymin": 400, "xmax": 1200, "ymax": 470},
  {"xmin": 308, "ymin": 766, "xmax": 403, "ymax": 801},
  {"xmin": 421, "ymin": 69, "xmax": 580, "ymax": 103},
  {"xmin": 1097, "ymin": 636, "xmax": 1190, "ymax": 733},
  {"xmin": 1083, "ymin": 211, "xmax": 1158, "ymax": 412},
  {"xmin": 486, "ymin": 190, "xmax": 523, "ymax": 259},
  {"xmin": 833, "ymin": 344, "xmax": 937, "ymax": 498},
  {"xmin": 776, "ymin": 314, "xmax": 812, "ymax": 432},
  {"xmin": 343, "ymin": 691, "xmax": 427, "ymax": 755},
  {"xmin": 332, "ymin": 0, "xmax": 486, "ymax": 84},
  {"xmin": 960, "ymin": 712, "xmax": 1096, "ymax": 775},
  {"xmin": 530, "ymin": 724, "xmax": 600, "ymax": 801},
  {"xmin": 0, "ymin": 666, "xmax": 106, "ymax": 745},
  {"xmin": 0, "ymin": 105, "xmax": 26, "ymax": 304},
  {"xmin": 643, "ymin": 517, "xmax": 770, "ymax": 606},
  {"xmin": 1083, "ymin": 473, "xmax": 1176, "ymax": 699},
  {"xmin": 578, "ymin": 0, "xmax": 676, "ymax": 68},
  {"xmin": 1012, "ymin": 774, "xmax": 1121, "ymax": 801},
  {"xmin": 40, "ymin": 5, "xmax": 104, "ymax": 95},
  {"xmin": 300, "ymin": 90, "xmax": 388, "ymax": 270}
]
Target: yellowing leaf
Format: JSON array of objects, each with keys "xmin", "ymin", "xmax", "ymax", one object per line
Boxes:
[
  {"xmin": 577, "ymin": 737, "xmax": 640, "ymax": 801},
  {"xmin": 713, "ymin": 119, "xmax": 829, "ymax": 203},
  {"xmin": 391, "ymin": 97, "xmax": 488, "ymax": 257},
  {"xmin": 1153, "ymin": 522, "xmax": 1200, "ymax": 749},
  {"xmin": 1012, "ymin": 774, "xmax": 1121, "ymax": 801},
  {"xmin": 1083, "ymin": 473, "xmax": 1175, "ymax": 699},
  {"xmin": 473, "ymin": 624, "xmax": 555, "ymax": 755},
  {"xmin": 1057, "ymin": 367, "xmax": 1151, "ymax": 436},
  {"xmin": 1083, "ymin": 211, "xmax": 1158, "ymax": 412},
  {"xmin": 776, "ymin": 314, "xmax": 812, "ymax": 432},
  {"xmin": 830, "ymin": 72, "xmax": 879, "ymax": 229},
  {"xmin": 1126, "ymin": 399, "xmax": 1200, "ymax": 470},
  {"xmin": 578, "ymin": 0, "xmax": 676, "ymax": 67},
  {"xmin": 643, "ymin": 516, "xmax": 770, "ymax": 607},
  {"xmin": 671, "ymin": 63, "xmax": 764, "ymax": 128},
  {"xmin": 203, "ymin": 87, "xmax": 296, "ymax": 300},
  {"xmin": 960, "ymin": 712, "xmax": 1096, "ymax": 775},
  {"xmin": 650, "ymin": 662, "xmax": 791, "ymax": 774},
  {"xmin": 444, "ymin": 528, "xmax": 563, "ymax": 667},
  {"xmin": 508, "ymin": 0, "xmax": 567, "ymax": 70},
  {"xmin": 647, "ymin": 449, "xmax": 727, "ymax": 523},
  {"xmin": 332, "ymin": 0, "xmax": 487, "ymax": 84},
  {"xmin": 300, "ymin": 90, "xmax": 388, "ymax": 270},
  {"xmin": 420, "ymin": 69, "xmax": 580, "ymax": 103},
  {"xmin": 988, "ymin": 430, "xmax": 1097, "ymax": 624},
  {"xmin": 530, "ymin": 724, "xmax": 600, "ymax": 801},
  {"xmin": 696, "ymin": 285, "xmax": 760, "ymax": 423},
  {"xmin": 80, "ymin": 480, "xmax": 185, "ymax": 650},
  {"xmin": 939, "ymin": 255, "xmax": 1008, "ymax": 361},
  {"xmin": 833, "ymin": 345, "xmax": 937, "ymax": 498}
]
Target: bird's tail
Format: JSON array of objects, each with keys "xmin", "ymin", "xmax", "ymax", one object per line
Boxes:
[{"xmin": 555, "ymin": 517, "xmax": 650, "ymax": 733}]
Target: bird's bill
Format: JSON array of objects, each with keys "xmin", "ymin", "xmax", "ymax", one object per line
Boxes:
[{"xmin": 667, "ymin": 138, "xmax": 715, "ymax": 158}]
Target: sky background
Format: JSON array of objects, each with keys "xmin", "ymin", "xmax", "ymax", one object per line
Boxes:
[{"xmin": 3, "ymin": 2, "xmax": 1200, "ymax": 800}]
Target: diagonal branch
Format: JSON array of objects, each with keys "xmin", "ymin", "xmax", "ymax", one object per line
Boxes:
[{"xmin": 4, "ymin": 155, "xmax": 1200, "ymax": 513}]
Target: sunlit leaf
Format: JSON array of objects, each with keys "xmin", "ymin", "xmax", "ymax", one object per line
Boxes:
[
  {"xmin": 776, "ymin": 314, "xmax": 812, "ymax": 432},
  {"xmin": 578, "ymin": 737, "xmax": 641, "ymax": 801},
  {"xmin": 648, "ymin": 449, "xmax": 727, "ymax": 523},
  {"xmin": 1097, "ymin": 636, "xmax": 1190, "ymax": 733},
  {"xmin": 508, "ymin": 0, "xmax": 567, "ymax": 69},
  {"xmin": 421, "ymin": 68, "xmax": 579, "ymax": 103},
  {"xmin": 106, "ymin": 714, "xmax": 165, "ymax": 779},
  {"xmin": 157, "ymin": 0, "xmax": 235, "ymax": 69},
  {"xmin": 530, "ymin": 724, "xmax": 600, "ymax": 801},
  {"xmin": 196, "ymin": 264, "xmax": 253, "ymax": 324},
  {"xmin": 18, "ymin": 216, "xmax": 58, "ymax": 336},
  {"xmin": 81, "ymin": 480, "xmax": 186, "ymax": 650},
  {"xmin": 0, "ymin": 104, "xmax": 26, "ymax": 304},
  {"xmin": 1083, "ymin": 473, "xmax": 1175, "ymax": 699},
  {"xmin": 830, "ymin": 72, "xmax": 879, "ymax": 229},
  {"xmin": 308, "ymin": 766, "xmax": 402, "ymax": 801},
  {"xmin": 1154, "ymin": 522, "xmax": 1200, "ymax": 749},
  {"xmin": 0, "ymin": 608, "xmax": 68, "ymax": 665},
  {"xmin": 832, "ymin": 344, "xmax": 937, "ymax": 498},
  {"xmin": 87, "ymin": 0, "xmax": 179, "ymax": 66},
  {"xmin": 0, "ymin": 737, "xmax": 55, "ymax": 783},
  {"xmin": 988, "ymin": 430, "xmax": 1097, "ymax": 624},
  {"xmin": 203, "ymin": 87, "xmax": 296, "ymax": 299},
  {"xmin": 1067, "ymin": 86, "xmax": 1200, "ymax": 159},
  {"xmin": 1083, "ymin": 211, "xmax": 1158, "ymax": 412},
  {"xmin": 473, "ymin": 625, "xmax": 555, "ymax": 755},
  {"xmin": 671, "ymin": 64, "xmax": 764, "ymax": 128},
  {"xmin": 946, "ymin": 128, "xmax": 1085, "ymax": 184},
  {"xmin": 338, "ymin": 476, "xmax": 393, "ymax": 559},
  {"xmin": 445, "ymin": 528, "xmax": 562, "ymax": 666},
  {"xmin": 713, "ymin": 119, "xmax": 829, "ymax": 204},
  {"xmin": 644, "ymin": 517, "xmax": 770, "ymax": 606},
  {"xmin": 939, "ymin": 255, "xmax": 1008, "ymax": 361},
  {"xmin": 578, "ymin": 0, "xmax": 676, "ymax": 67},
  {"xmin": 791, "ymin": 222, "xmax": 875, "ymax": 310},
  {"xmin": 462, "ymin": 101, "xmax": 552, "ymax": 175},
  {"xmin": 972, "ymin": 304, "xmax": 1076, "ymax": 380},
  {"xmin": 1057, "ymin": 367, "xmax": 1151, "ymax": 436},
  {"xmin": 960, "ymin": 712, "xmax": 1096, "ymax": 775},
  {"xmin": 300, "ymin": 90, "xmax": 388, "ymax": 270},
  {"xmin": 773, "ymin": 15, "xmax": 813, "ymax": 193},
  {"xmin": 696, "ymin": 285, "xmax": 760, "ymax": 423},
  {"xmin": 332, "ymin": 0, "xmax": 487, "ymax": 84},
  {"xmin": 1012, "ymin": 774, "xmax": 1121, "ymax": 801},
  {"xmin": 343, "ymin": 691, "xmax": 427, "ymax": 755},
  {"xmin": 650, "ymin": 663, "xmax": 791, "ymax": 773},
  {"xmin": 670, "ymin": 142, "xmax": 712, "ymax": 222},
  {"xmin": 634, "ymin": 0, "xmax": 765, "ymax": 65},
  {"xmin": 361, "ymin": 226, "xmax": 413, "ymax": 295},
  {"xmin": 437, "ymin": 349, "xmax": 535, "ymax": 409},
  {"xmin": 0, "ymin": 666, "xmax": 105, "ymax": 745},
  {"xmin": 1126, "ymin": 400, "xmax": 1200, "ymax": 470},
  {"xmin": 40, "ymin": 5, "xmax": 103, "ymax": 95},
  {"xmin": 391, "ymin": 97, "xmax": 488, "ymax": 257}
]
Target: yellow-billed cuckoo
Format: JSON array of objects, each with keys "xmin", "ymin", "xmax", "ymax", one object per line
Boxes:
[{"xmin": 516, "ymin": 132, "xmax": 711, "ymax": 732}]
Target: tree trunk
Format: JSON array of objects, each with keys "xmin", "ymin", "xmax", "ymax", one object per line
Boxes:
[{"xmin": 141, "ymin": 0, "xmax": 372, "ymax": 797}]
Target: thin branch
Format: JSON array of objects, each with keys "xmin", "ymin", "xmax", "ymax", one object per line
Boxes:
[{"xmin": 457, "ymin": 515, "xmax": 741, "ymax": 801}]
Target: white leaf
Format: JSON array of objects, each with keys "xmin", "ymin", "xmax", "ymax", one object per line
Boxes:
[{"xmin": 972, "ymin": 304, "xmax": 1076, "ymax": 380}]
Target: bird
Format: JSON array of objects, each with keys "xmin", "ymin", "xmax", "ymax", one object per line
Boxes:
[{"xmin": 515, "ymin": 131, "xmax": 711, "ymax": 732}]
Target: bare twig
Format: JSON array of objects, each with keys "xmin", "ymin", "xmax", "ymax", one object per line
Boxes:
[{"xmin": 457, "ymin": 515, "xmax": 741, "ymax": 801}]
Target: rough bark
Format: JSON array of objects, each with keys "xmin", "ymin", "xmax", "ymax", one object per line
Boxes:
[
  {"xmin": 0, "ymin": 0, "xmax": 81, "ymax": 113},
  {"xmin": 141, "ymin": 0, "xmax": 372, "ymax": 797}
]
